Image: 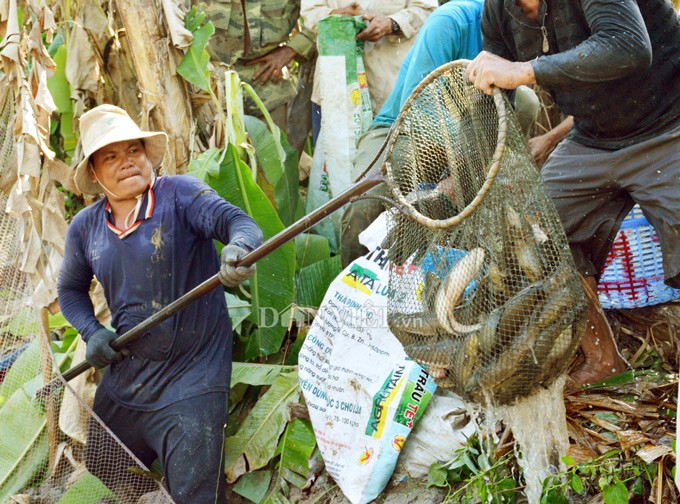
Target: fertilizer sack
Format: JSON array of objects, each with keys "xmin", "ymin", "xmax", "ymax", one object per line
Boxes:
[
  {"xmin": 306, "ymin": 15, "xmax": 373, "ymax": 245},
  {"xmin": 299, "ymin": 217, "xmax": 436, "ymax": 504}
]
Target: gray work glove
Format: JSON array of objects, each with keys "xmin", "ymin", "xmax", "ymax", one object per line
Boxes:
[
  {"xmin": 220, "ymin": 244, "xmax": 256, "ymax": 287},
  {"xmin": 86, "ymin": 328, "xmax": 125, "ymax": 369}
]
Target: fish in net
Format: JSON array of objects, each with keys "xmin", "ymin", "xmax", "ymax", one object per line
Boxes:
[{"xmin": 380, "ymin": 62, "xmax": 586, "ymax": 405}]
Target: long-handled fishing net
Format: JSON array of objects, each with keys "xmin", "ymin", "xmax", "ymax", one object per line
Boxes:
[
  {"xmin": 6, "ymin": 60, "xmax": 585, "ymax": 502},
  {"xmin": 381, "ymin": 62, "xmax": 586, "ymax": 405}
]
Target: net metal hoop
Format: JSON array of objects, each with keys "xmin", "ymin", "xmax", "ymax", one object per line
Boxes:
[{"xmin": 383, "ymin": 59, "xmax": 509, "ymax": 230}]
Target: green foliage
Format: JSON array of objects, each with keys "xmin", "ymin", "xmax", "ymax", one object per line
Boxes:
[
  {"xmin": 177, "ymin": 7, "xmax": 214, "ymax": 92},
  {"xmin": 295, "ymin": 256, "xmax": 343, "ymax": 308},
  {"xmin": 46, "ymin": 36, "xmax": 75, "ymax": 160},
  {"xmin": 188, "ymin": 145, "xmax": 295, "ymax": 359},
  {"xmin": 0, "ymin": 307, "xmax": 40, "ymax": 338},
  {"xmin": 233, "ymin": 469, "xmax": 272, "ymax": 503},
  {"xmin": 541, "ymin": 451, "xmax": 653, "ymax": 503},
  {"xmin": 224, "ymin": 71, "xmax": 249, "ymax": 152},
  {"xmin": 231, "ymin": 363, "xmax": 296, "ymax": 387},
  {"xmin": 602, "ymin": 479, "xmax": 629, "ymax": 504},
  {"xmin": 50, "ymin": 331, "xmax": 78, "ymax": 372},
  {"xmin": 47, "ymin": 312, "xmax": 72, "ymax": 331},
  {"xmin": 423, "ymin": 414, "xmax": 666, "ymax": 504},
  {"xmin": 430, "ymin": 435, "xmax": 519, "ymax": 503},
  {"xmin": 226, "ymin": 292, "xmax": 252, "ymax": 335},
  {"xmin": 274, "ymin": 418, "xmax": 316, "ymax": 489},
  {"xmin": 0, "ymin": 338, "xmax": 48, "ymax": 501},
  {"xmin": 56, "ymin": 472, "xmax": 115, "ymax": 504},
  {"xmin": 244, "ymin": 116, "xmax": 285, "ymax": 187},
  {"xmin": 186, "ymin": 148, "xmax": 223, "ymax": 180},
  {"xmin": 260, "ymin": 487, "xmax": 292, "ymax": 504},
  {"xmin": 295, "ymin": 233, "xmax": 331, "ymax": 269},
  {"xmin": 244, "ymin": 116, "xmax": 300, "ymax": 227},
  {"xmin": 0, "ymin": 389, "xmax": 48, "ymax": 502},
  {"xmin": 244, "ymin": 419, "xmax": 317, "ymax": 502},
  {"xmin": 0, "ymin": 339, "xmax": 41, "ymax": 409},
  {"xmin": 224, "ymin": 369, "xmax": 301, "ymax": 472}
]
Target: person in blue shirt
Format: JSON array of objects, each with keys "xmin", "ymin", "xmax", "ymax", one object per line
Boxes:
[
  {"xmin": 340, "ymin": 0, "xmax": 486, "ymax": 266},
  {"xmin": 372, "ymin": 0, "xmax": 484, "ymax": 128},
  {"xmin": 57, "ymin": 105, "xmax": 263, "ymax": 503}
]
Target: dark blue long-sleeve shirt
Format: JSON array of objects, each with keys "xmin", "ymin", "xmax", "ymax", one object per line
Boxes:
[
  {"xmin": 57, "ymin": 175, "xmax": 263, "ymax": 411},
  {"xmin": 482, "ymin": 0, "xmax": 680, "ymax": 149}
]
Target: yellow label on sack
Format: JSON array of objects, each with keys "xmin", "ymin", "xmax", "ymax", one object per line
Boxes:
[{"xmin": 350, "ymin": 89, "xmax": 361, "ymax": 106}]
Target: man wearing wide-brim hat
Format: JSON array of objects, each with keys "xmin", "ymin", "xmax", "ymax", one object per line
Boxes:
[{"xmin": 58, "ymin": 104, "xmax": 263, "ymax": 503}]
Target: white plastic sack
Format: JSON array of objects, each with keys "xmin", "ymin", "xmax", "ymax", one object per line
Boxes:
[
  {"xmin": 305, "ymin": 16, "xmax": 373, "ymax": 250},
  {"xmin": 306, "ymin": 127, "xmax": 340, "ymax": 250},
  {"xmin": 299, "ymin": 215, "xmax": 437, "ymax": 504},
  {"xmin": 393, "ymin": 392, "xmax": 477, "ymax": 479}
]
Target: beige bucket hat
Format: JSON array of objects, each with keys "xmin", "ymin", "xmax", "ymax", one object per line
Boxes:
[{"xmin": 74, "ymin": 105, "xmax": 168, "ymax": 195}]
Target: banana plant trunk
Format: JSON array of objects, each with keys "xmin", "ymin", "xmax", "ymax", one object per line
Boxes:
[{"xmin": 113, "ymin": 0, "xmax": 193, "ymax": 174}]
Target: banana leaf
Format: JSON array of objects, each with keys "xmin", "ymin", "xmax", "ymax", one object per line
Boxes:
[
  {"xmin": 0, "ymin": 334, "xmax": 48, "ymax": 500},
  {"xmin": 0, "ymin": 338, "xmax": 40, "ymax": 408},
  {"xmin": 260, "ymin": 487, "xmax": 291, "ymax": 504},
  {"xmin": 295, "ymin": 256, "xmax": 343, "ymax": 308},
  {"xmin": 275, "ymin": 419, "xmax": 316, "ymax": 489},
  {"xmin": 231, "ymin": 363, "xmax": 296, "ymax": 387},
  {"xmin": 46, "ymin": 42, "xmax": 75, "ymax": 156},
  {"xmin": 0, "ymin": 307, "xmax": 40, "ymax": 338},
  {"xmin": 244, "ymin": 116, "xmax": 300, "ymax": 227},
  {"xmin": 176, "ymin": 8, "xmax": 214, "ymax": 92},
  {"xmin": 294, "ymin": 233, "xmax": 331, "ymax": 269},
  {"xmin": 189, "ymin": 145, "xmax": 295, "ymax": 359},
  {"xmin": 47, "ymin": 312, "xmax": 72, "ymax": 331},
  {"xmin": 186, "ymin": 147, "xmax": 221, "ymax": 179},
  {"xmin": 233, "ymin": 469, "xmax": 272, "ymax": 503},
  {"xmin": 225, "ymin": 370, "xmax": 301, "ymax": 471},
  {"xmin": 0, "ymin": 387, "xmax": 48, "ymax": 501},
  {"xmin": 56, "ymin": 472, "xmax": 115, "ymax": 504},
  {"xmin": 225, "ymin": 292, "xmax": 252, "ymax": 335}
]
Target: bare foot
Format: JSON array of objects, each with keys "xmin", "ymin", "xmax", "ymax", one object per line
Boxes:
[
  {"xmin": 570, "ymin": 275, "xmax": 628, "ymax": 386},
  {"xmin": 570, "ymin": 358, "xmax": 625, "ymax": 386}
]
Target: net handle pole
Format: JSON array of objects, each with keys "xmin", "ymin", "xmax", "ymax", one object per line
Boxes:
[{"xmin": 38, "ymin": 175, "xmax": 384, "ymax": 396}]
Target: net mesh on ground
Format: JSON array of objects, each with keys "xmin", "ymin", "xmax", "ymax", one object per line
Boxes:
[
  {"xmin": 382, "ymin": 62, "xmax": 586, "ymax": 405},
  {"xmin": 0, "ymin": 202, "xmax": 173, "ymax": 503}
]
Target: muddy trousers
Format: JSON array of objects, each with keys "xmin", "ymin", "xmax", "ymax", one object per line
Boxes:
[{"xmin": 86, "ymin": 390, "xmax": 228, "ymax": 504}]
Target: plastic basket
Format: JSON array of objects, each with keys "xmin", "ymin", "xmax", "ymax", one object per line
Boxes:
[{"xmin": 597, "ymin": 204, "xmax": 680, "ymax": 309}]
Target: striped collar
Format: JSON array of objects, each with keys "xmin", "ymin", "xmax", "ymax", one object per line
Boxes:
[{"xmin": 104, "ymin": 177, "xmax": 158, "ymax": 239}]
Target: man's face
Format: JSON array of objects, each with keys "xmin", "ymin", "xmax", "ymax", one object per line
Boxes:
[{"xmin": 89, "ymin": 139, "xmax": 153, "ymax": 200}]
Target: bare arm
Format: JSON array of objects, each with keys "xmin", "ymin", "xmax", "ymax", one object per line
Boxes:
[{"xmin": 529, "ymin": 116, "xmax": 574, "ymax": 166}]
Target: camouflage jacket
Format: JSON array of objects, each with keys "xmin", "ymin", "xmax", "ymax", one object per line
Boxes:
[{"xmin": 194, "ymin": 0, "xmax": 316, "ymax": 112}]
